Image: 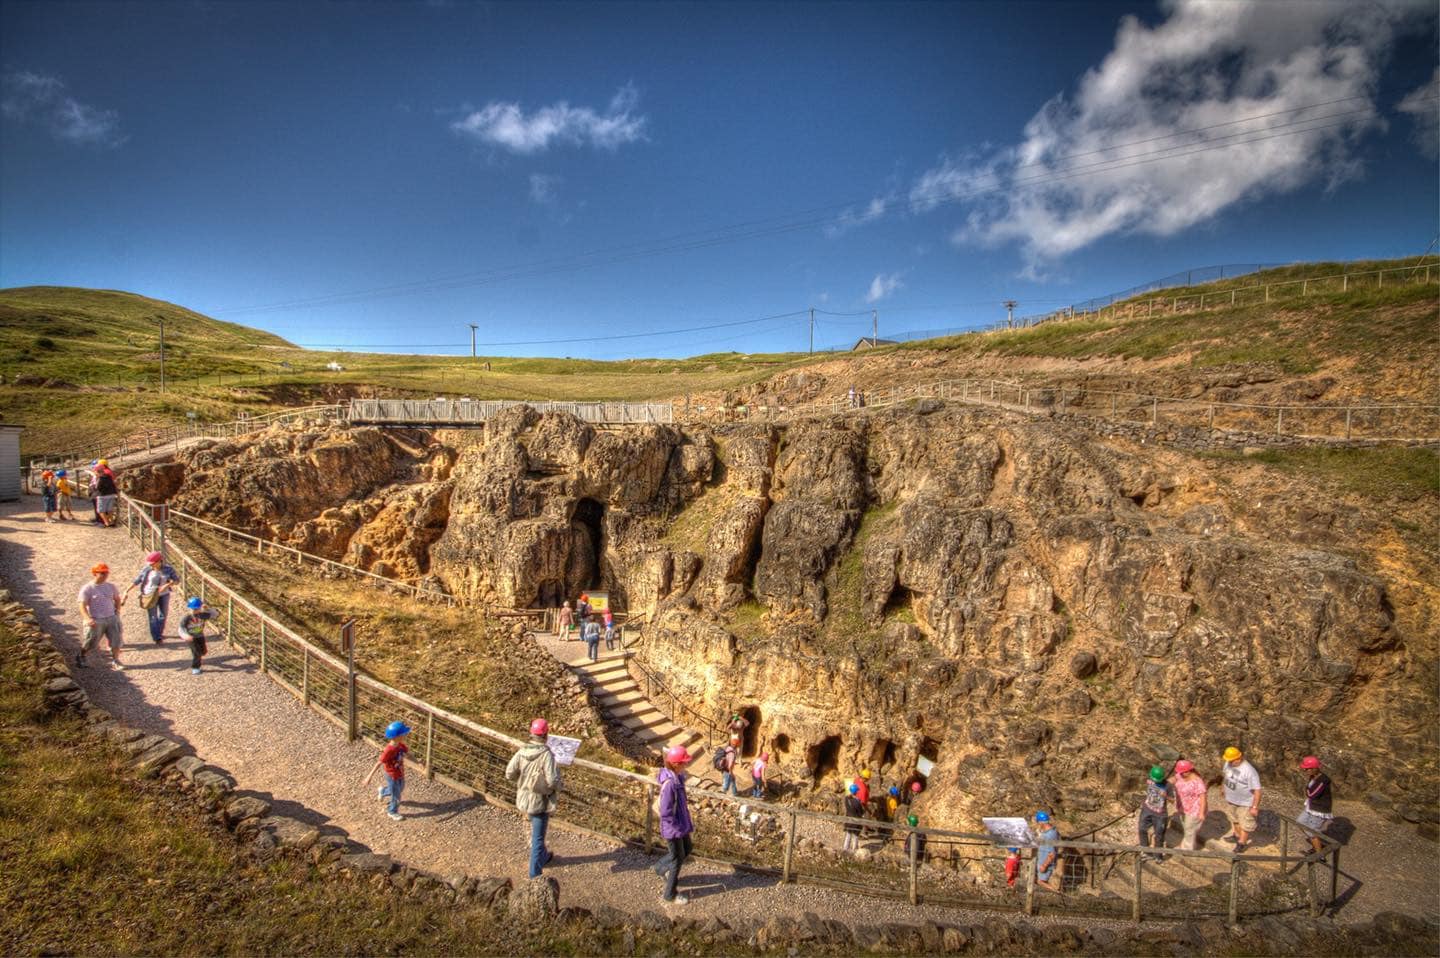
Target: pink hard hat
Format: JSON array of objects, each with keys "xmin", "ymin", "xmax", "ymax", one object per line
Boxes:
[
  {"xmin": 145, "ymin": 551, "xmax": 163, "ymax": 563},
  {"xmin": 910, "ymin": 781, "xmax": 922, "ymax": 793},
  {"xmin": 529, "ymin": 718, "xmax": 549, "ymax": 736},
  {"xmin": 1175, "ymin": 760, "xmax": 1195, "ymax": 774},
  {"xmin": 664, "ymin": 745, "xmax": 692, "ymax": 766},
  {"xmin": 1299, "ymin": 756, "xmax": 1322, "ymax": 770}
]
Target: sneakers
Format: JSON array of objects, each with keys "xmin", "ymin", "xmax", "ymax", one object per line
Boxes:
[
  {"xmin": 1222, "ymin": 835, "xmax": 1239, "ymax": 844},
  {"xmin": 191, "ymin": 668, "xmax": 201, "ymax": 675},
  {"xmin": 112, "ymin": 660, "xmax": 125, "ymax": 670},
  {"xmin": 377, "ymin": 785, "xmax": 386, "ymax": 802},
  {"xmin": 386, "ymin": 811, "xmax": 403, "ymax": 821},
  {"xmin": 74, "ymin": 653, "xmax": 87, "ymax": 668},
  {"xmin": 664, "ymin": 894, "xmax": 689, "ymax": 905},
  {"xmin": 1234, "ymin": 842, "xmax": 1249, "ymax": 854}
]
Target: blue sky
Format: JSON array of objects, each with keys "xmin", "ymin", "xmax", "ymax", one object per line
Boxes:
[{"xmin": 2, "ymin": 0, "xmax": 1436, "ymax": 359}]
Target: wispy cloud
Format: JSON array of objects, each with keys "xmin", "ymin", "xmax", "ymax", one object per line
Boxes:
[
  {"xmin": 906, "ymin": 1, "xmax": 1427, "ymax": 267},
  {"xmin": 1, "ymin": 71, "xmax": 124, "ymax": 148},
  {"xmin": 451, "ymin": 83, "xmax": 646, "ymax": 154},
  {"xmin": 865, "ymin": 272, "xmax": 904, "ymax": 303},
  {"xmin": 529, "ymin": 172, "xmax": 561, "ymax": 205},
  {"xmin": 825, "ymin": 196, "xmax": 889, "ymax": 237},
  {"xmin": 1397, "ymin": 67, "xmax": 1439, "ymax": 159}
]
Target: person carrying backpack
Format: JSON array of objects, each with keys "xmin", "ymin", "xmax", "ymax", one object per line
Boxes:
[
  {"xmin": 506, "ymin": 718, "xmax": 562, "ymax": 878},
  {"xmin": 719, "ymin": 736, "xmax": 740, "ymax": 795}
]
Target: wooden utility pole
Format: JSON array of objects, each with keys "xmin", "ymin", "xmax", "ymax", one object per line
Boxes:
[
  {"xmin": 157, "ymin": 317, "xmax": 166, "ymax": 393},
  {"xmin": 871, "ymin": 309, "xmax": 878, "ymax": 346},
  {"xmin": 1004, "ymin": 300, "xmax": 1017, "ymax": 330},
  {"xmin": 809, "ymin": 308, "xmax": 814, "ymax": 354}
]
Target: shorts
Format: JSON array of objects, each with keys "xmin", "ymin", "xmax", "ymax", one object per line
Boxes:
[
  {"xmin": 82, "ymin": 615, "xmax": 123, "ymax": 653},
  {"xmin": 1225, "ymin": 802, "xmax": 1257, "ymax": 832},
  {"xmin": 96, "ymin": 495, "xmax": 116, "ymax": 513},
  {"xmin": 1297, "ymin": 811, "xmax": 1332, "ymax": 833},
  {"xmin": 1036, "ymin": 862, "xmax": 1056, "ymax": 882}
]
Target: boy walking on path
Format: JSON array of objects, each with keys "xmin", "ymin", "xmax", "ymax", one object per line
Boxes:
[
  {"xmin": 55, "ymin": 470, "xmax": 77, "ymax": 520},
  {"xmin": 178, "ymin": 597, "xmax": 217, "ymax": 674},
  {"xmin": 1172, "ymin": 759, "xmax": 1208, "ymax": 850},
  {"xmin": 1297, "ymin": 756, "xmax": 1334, "ymax": 854},
  {"xmin": 506, "ymin": 718, "xmax": 562, "ymax": 878},
  {"xmin": 77, "ymin": 563, "xmax": 125, "ymax": 670},
  {"xmin": 364, "ymin": 722, "xmax": 410, "ymax": 821},
  {"xmin": 1221, "ymin": 747, "xmax": 1262, "ymax": 853},
  {"xmin": 1138, "ymin": 765, "xmax": 1173, "ymax": 859}
]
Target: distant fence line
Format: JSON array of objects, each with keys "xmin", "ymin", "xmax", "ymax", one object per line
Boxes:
[
  {"xmin": 692, "ymin": 378, "xmax": 1440, "ymax": 444},
  {"xmin": 109, "ymin": 490, "xmax": 1342, "ymax": 923},
  {"xmin": 347, "ymin": 398, "xmax": 674, "ymax": 426}
]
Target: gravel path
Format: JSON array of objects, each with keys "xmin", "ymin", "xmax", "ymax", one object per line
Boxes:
[{"xmin": 2, "ymin": 496, "xmax": 1432, "ymax": 929}]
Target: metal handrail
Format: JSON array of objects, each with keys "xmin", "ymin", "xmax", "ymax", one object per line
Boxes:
[{"xmin": 623, "ymin": 651, "xmax": 725, "ymax": 749}]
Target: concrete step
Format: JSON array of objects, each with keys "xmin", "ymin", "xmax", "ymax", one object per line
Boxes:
[
  {"xmin": 618, "ymin": 711, "xmax": 671, "ymax": 733},
  {"xmin": 594, "ymin": 687, "xmax": 647, "ymax": 708},
  {"xmin": 601, "ymin": 700, "xmax": 665, "ymax": 723}
]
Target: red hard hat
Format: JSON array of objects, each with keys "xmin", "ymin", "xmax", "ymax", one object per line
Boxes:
[
  {"xmin": 1175, "ymin": 760, "xmax": 1195, "ymax": 774},
  {"xmin": 146, "ymin": 551, "xmax": 163, "ymax": 563},
  {"xmin": 1299, "ymin": 756, "xmax": 1321, "ymax": 770},
  {"xmin": 664, "ymin": 745, "xmax": 692, "ymax": 765},
  {"xmin": 529, "ymin": 718, "xmax": 549, "ymax": 736}
]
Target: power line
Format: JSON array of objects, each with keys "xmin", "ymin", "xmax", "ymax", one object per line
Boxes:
[{"xmin": 215, "ymin": 95, "xmax": 1413, "ymax": 316}]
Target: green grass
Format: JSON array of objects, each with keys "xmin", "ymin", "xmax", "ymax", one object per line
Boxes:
[
  {"xmin": 817, "ymin": 500, "xmax": 900, "ymax": 659},
  {"xmin": 1199, "ymin": 446, "xmax": 1440, "ymax": 502},
  {"xmin": 0, "ymin": 618, "xmax": 722, "ymax": 956}
]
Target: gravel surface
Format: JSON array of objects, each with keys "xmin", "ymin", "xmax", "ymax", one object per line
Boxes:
[{"xmin": 2, "ymin": 496, "xmax": 1431, "ymax": 930}]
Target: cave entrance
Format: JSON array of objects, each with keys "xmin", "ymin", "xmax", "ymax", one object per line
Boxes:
[
  {"xmin": 869, "ymin": 738, "xmax": 897, "ymax": 772},
  {"xmin": 536, "ymin": 579, "xmax": 565, "ymax": 608},
  {"xmin": 572, "ymin": 498, "xmax": 605, "ymax": 590},
  {"xmin": 739, "ymin": 706, "xmax": 761, "ymax": 757},
  {"xmin": 805, "ymin": 735, "xmax": 842, "ymax": 784},
  {"xmin": 772, "ymin": 733, "xmax": 791, "ymax": 755}
]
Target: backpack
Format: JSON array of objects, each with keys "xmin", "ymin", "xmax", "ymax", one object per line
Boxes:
[{"xmin": 712, "ymin": 746, "xmax": 728, "ymax": 772}]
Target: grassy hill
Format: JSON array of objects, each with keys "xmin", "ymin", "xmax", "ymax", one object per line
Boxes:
[{"xmin": 4, "ymin": 255, "xmax": 1435, "ymax": 457}]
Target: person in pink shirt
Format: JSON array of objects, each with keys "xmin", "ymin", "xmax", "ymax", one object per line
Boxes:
[{"xmin": 1171, "ymin": 759, "xmax": 1208, "ymax": 850}]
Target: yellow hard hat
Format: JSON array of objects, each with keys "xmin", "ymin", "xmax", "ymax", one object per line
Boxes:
[
  {"xmin": 860, "ymin": 768, "xmax": 872, "ymax": 780},
  {"xmin": 1223, "ymin": 747, "xmax": 1242, "ymax": 762},
  {"xmin": 98, "ymin": 459, "xmax": 109, "ymax": 466}
]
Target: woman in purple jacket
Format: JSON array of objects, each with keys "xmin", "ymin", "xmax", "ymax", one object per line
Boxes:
[{"xmin": 653, "ymin": 744, "xmax": 696, "ymax": 904}]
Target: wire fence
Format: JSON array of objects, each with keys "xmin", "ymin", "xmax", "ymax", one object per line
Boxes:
[
  {"xmin": 112, "ymin": 490, "xmax": 1344, "ymax": 923},
  {"xmin": 690, "ymin": 377, "xmax": 1440, "ymax": 443},
  {"xmin": 348, "ymin": 398, "xmax": 675, "ymax": 426}
]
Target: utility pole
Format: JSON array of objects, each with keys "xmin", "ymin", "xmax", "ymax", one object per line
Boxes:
[
  {"xmin": 809, "ymin": 308, "xmax": 815, "ymax": 355},
  {"xmin": 157, "ymin": 317, "xmax": 166, "ymax": 393},
  {"xmin": 468, "ymin": 324, "xmax": 478, "ymax": 359},
  {"xmin": 872, "ymin": 309, "xmax": 878, "ymax": 346},
  {"xmin": 1003, "ymin": 300, "xmax": 1017, "ymax": 330}
]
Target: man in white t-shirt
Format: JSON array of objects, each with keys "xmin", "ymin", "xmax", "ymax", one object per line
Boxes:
[
  {"xmin": 77, "ymin": 562, "xmax": 126, "ymax": 670},
  {"xmin": 1220, "ymin": 746, "xmax": 1262, "ymax": 852}
]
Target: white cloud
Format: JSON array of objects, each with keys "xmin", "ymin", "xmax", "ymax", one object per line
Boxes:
[
  {"xmin": 451, "ymin": 83, "xmax": 646, "ymax": 154},
  {"xmin": 908, "ymin": 1, "xmax": 1428, "ymax": 266},
  {"xmin": 1, "ymin": 71, "xmax": 124, "ymax": 147},
  {"xmin": 529, "ymin": 172, "xmax": 561, "ymax": 205},
  {"xmin": 825, "ymin": 196, "xmax": 889, "ymax": 237},
  {"xmin": 865, "ymin": 272, "xmax": 904, "ymax": 303},
  {"xmin": 1397, "ymin": 66, "xmax": 1439, "ymax": 159}
]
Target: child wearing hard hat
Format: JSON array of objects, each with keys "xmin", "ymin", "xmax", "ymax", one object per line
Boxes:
[
  {"xmin": 842, "ymin": 782, "xmax": 864, "ymax": 853},
  {"xmin": 177, "ymin": 596, "xmax": 218, "ymax": 675},
  {"xmin": 1297, "ymin": 756, "xmax": 1333, "ymax": 854},
  {"xmin": 1034, "ymin": 810, "xmax": 1061, "ymax": 891},
  {"xmin": 506, "ymin": 718, "xmax": 561, "ymax": 877},
  {"xmin": 363, "ymin": 721, "xmax": 411, "ymax": 821},
  {"xmin": 654, "ymin": 744, "xmax": 696, "ymax": 904}
]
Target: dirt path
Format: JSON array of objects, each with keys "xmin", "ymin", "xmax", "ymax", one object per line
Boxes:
[{"xmin": 2, "ymin": 496, "xmax": 1433, "ymax": 929}]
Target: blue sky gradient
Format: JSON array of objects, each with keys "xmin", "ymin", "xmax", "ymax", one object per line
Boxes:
[{"xmin": 2, "ymin": 1, "xmax": 1436, "ymax": 358}]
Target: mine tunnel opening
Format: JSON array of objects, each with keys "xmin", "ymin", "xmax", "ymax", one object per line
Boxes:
[
  {"xmin": 882, "ymin": 585, "xmax": 915, "ymax": 621},
  {"xmin": 806, "ymin": 735, "xmax": 842, "ymax": 785},
  {"xmin": 772, "ymin": 733, "xmax": 790, "ymax": 755},
  {"xmin": 869, "ymin": 738, "xmax": 897, "ymax": 772},
  {"xmin": 572, "ymin": 498, "xmax": 606, "ymax": 590},
  {"xmin": 536, "ymin": 579, "xmax": 566, "ymax": 608},
  {"xmin": 739, "ymin": 706, "xmax": 761, "ymax": 757}
]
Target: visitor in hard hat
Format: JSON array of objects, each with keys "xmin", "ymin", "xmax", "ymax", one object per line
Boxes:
[
  {"xmin": 1221, "ymin": 747, "xmax": 1262, "ymax": 853},
  {"xmin": 1138, "ymin": 765, "xmax": 1174, "ymax": 860},
  {"xmin": 363, "ymin": 721, "xmax": 411, "ymax": 821},
  {"xmin": 1172, "ymin": 759, "xmax": 1208, "ymax": 851},
  {"xmin": 1297, "ymin": 756, "xmax": 1333, "ymax": 854},
  {"xmin": 506, "ymin": 717, "xmax": 562, "ymax": 878},
  {"xmin": 123, "ymin": 551, "xmax": 179, "ymax": 645},
  {"xmin": 749, "ymin": 751, "xmax": 769, "ymax": 798},
  {"xmin": 842, "ymin": 782, "xmax": 864, "ymax": 853},
  {"xmin": 654, "ymin": 744, "xmax": 695, "ymax": 904},
  {"xmin": 1034, "ymin": 810, "xmax": 1061, "ymax": 891},
  {"xmin": 40, "ymin": 471, "xmax": 58, "ymax": 522},
  {"xmin": 77, "ymin": 562, "xmax": 126, "ymax": 670},
  {"xmin": 55, "ymin": 469, "xmax": 77, "ymax": 520},
  {"xmin": 178, "ymin": 596, "xmax": 218, "ymax": 675},
  {"xmin": 1004, "ymin": 847, "xmax": 1022, "ymax": 887},
  {"xmin": 719, "ymin": 736, "xmax": 740, "ymax": 796},
  {"xmin": 904, "ymin": 814, "xmax": 927, "ymax": 861}
]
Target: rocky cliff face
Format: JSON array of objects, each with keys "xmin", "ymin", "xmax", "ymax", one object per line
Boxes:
[{"xmin": 136, "ymin": 406, "xmax": 1437, "ymax": 827}]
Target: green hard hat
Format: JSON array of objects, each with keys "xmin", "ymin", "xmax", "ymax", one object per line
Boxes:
[
  {"xmin": 906, "ymin": 814, "xmax": 919, "ymax": 828},
  {"xmin": 1149, "ymin": 766, "xmax": 1165, "ymax": 782}
]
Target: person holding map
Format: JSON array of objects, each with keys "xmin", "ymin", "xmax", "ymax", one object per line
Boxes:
[{"xmin": 506, "ymin": 717, "xmax": 563, "ymax": 878}]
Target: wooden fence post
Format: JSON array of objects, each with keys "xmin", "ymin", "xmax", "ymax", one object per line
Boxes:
[
  {"xmin": 1228, "ymin": 859, "xmax": 1241, "ymax": 925},
  {"xmin": 1151, "ymin": 398, "xmax": 1158, "ymax": 424},
  {"xmin": 782, "ymin": 810, "xmax": 798, "ymax": 882},
  {"xmin": 1280, "ymin": 818, "xmax": 1289, "ymax": 872},
  {"xmin": 346, "ymin": 640, "xmax": 357, "ymax": 743},
  {"xmin": 908, "ymin": 830, "xmax": 919, "ymax": 905},
  {"xmin": 1277, "ymin": 408, "xmax": 1284, "ymax": 435},
  {"xmin": 425, "ymin": 712, "xmax": 435, "ymax": 780},
  {"xmin": 644, "ymin": 782, "xmax": 657, "ymax": 853},
  {"xmin": 1307, "ymin": 860, "xmax": 1319, "ymax": 917},
  {"xmin": 1345, "ymin": 408, "xmax": 1352, "ymax": 440},
  {"xmin": 1133, "ymin": 852, "xmax": 1143, "ymax": 922},
  {"xmin": 259, "ymin": 621, "xmax": 267, "ymax": 673},
  {"xmin": 1208, "ymin": 405, "xmax": 1216, "ymax": 430},
  {"xmin": 1330, "ymin": 847, "xmax": 1340, "ymax": 904},
  {"xmin": 1024, "ymin": 850, "xmax": 1035, "ymax": 916}
]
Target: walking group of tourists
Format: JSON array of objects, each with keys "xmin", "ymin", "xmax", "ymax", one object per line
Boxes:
[
  {"xmin": 75, "ymin": 549, "xmax": 221, "ymax": 675},
  {"xmin": 553, "ymin": 593, "xmax": 617, "ymax": 662},
  {"xmin": 38, "ymin": 460, "xmax": 119, "ymax": 526}
]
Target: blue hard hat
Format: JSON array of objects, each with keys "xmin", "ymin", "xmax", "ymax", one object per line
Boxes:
[
  {"xmin": 1035, "ymin": 810, "xmax": 1050, "ymax": 822},
  {"xmin": 848, "ymin": 783, "xmax": 859, "ymax": 795},
  {"xmin": 385, "ymin": 721, "xmax": 411, "ymax": 739},
  {"xmin": 889, "ymin": 785, "xmax": 900, "ymax": 797},
  {"xmin": 1008, "ymin": 847, "xmax": 1019, "ymax": 854},
  {"xmin": 56, "ymin": 469, "xmax": 66, "ymax": 477},
  {"xmin": 186, "ymin": 597, "xmax": 203, "ymax": 609}
]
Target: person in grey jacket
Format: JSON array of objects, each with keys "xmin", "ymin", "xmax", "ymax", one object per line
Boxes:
[{"xmin": 506, "ymin": 717, "xmax": 562, "ymax": 878}]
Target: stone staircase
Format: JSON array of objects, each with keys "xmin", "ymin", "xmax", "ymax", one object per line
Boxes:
[{"xmin": 532, "ymin": 632, "xmax": 709, "ymax": 762}]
